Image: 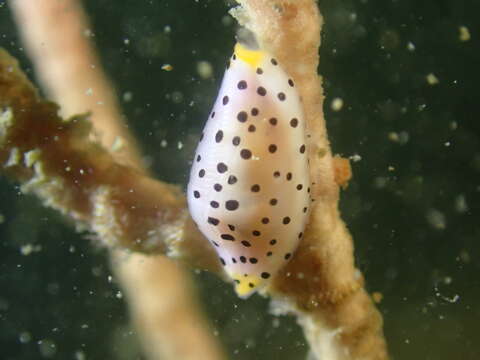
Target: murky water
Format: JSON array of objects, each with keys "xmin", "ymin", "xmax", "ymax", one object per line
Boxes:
[{"xmin": 0, "ymin": 1, "xmax": 478, "ymax": 359}]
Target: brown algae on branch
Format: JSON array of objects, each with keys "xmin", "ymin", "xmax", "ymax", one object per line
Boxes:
[{"xmin": 0, "ymin": 48, "xmax": 220, "ymax": 272}]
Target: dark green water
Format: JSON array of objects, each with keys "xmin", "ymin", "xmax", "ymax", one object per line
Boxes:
[{"xmin": 0, "ymin": 0, "xmax": 478, "ymax": 359}]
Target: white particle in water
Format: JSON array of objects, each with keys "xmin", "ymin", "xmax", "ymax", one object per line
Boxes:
[
  {"xmin": 19, "ymin": 331, "xmax": 32, "ymax": 344},
  {"xmin": 196, "ymin": 61, "xmax": 213, "ymax": 79},
  {"xmin": 398, "ymin": 131, "xmax": 409, "ymax": 145},
  {"xmin": 426, "ymin": 73, "xmax": 439, "ymax": 85},
  {"xmin": 350, "ymin": 154, "xmax": 362, "ymax": 162},
  {"xmin": 221, "ymin": 15, "xmax": 233, "ymax": 26},
  {"xmin": 38, "ymin": 339, "xmax": 57, "ymax": 358},
  {"xmin": 388, "ymin": 132, "xmax": 399, "ymax": 142},
  {"xmin": 454, "ymin": 194, "xmax": 468, "ymax": 214},
  {"xmin": 20, "ymin": 244, "xmax": 35, "ymax": 256},
  {"xmin": 74, "ymin": 350, "xmax": 86, "ymax": 360},
  {"xmin": 373, "ymin": 176, "xmax": 388, "ymax": 189},
  {"xmin": 331, "ymin": 97, "xmax": 344, "ymax": 111},
  {"xmin": 426, "ymin": 208, "xmax": 446, "ymax": 230},
  {"xmin": 459, "ymin": 26, "xmax": 470, "ymax": 42},
  {"xmin": 171, "ymin": 91, "xmax": 184, "ymax": 103},
  {"xmin": 418, "ymin": 103, "xmax": 427, "ymax": 111},
  {"xmin": 122, "ymin": 91, "xmax": 133, "ymax": 102},
  {"xmin": 83, "ymin": 29, "xmax": 93, "ymax": 38}
]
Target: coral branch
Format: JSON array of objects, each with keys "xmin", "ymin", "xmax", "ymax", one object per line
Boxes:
[
  {"xmin": 232, "ymin": 1, "xmax": 389, "ymax": 359},
  {"xmin": 0, "ymin": 48, "xmax": 215, "ymax": 265},
  {"xmin": 0, "ymin": 42, "xmax": 225, "ymax": 360},
  {"xmin": 111, "ymin": 251, "xmax": 226, "ymax": 360},
  {"xmin": 6, "ymin": 1, "xmax": 226, "ymax": 359},
  {"xmin": 9, "ymin": 0, "xmax": 142, "ymax": 170}
]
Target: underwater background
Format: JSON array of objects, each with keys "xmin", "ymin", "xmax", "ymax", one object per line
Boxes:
[{"xmin": 0, "ymin": 0, "xmax": 478, "ymax": 359}]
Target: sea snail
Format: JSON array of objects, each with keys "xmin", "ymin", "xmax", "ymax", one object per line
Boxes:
[{"xmin": 187, "ymin": 40, "xmax": 310, "ymax": 298}]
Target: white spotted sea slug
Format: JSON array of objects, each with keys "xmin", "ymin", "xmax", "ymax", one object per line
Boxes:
[{"xmin": 187, "ymin": 40, "xmax": 311, "ymax": 298}]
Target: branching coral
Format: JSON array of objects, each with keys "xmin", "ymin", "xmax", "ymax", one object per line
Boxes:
[
  {"xmin": 2, "ymin": 0, "xmax": 389, "ymax": 359},
  {"xmin": 231, "ymin": 2, "xmax": 388, "ymax": 359},
  {"xmin": 6, "ymin": 0, "xmax": 225, "ymax": 359},
  {"xmin": 0, "ymin": 44, "xmax": 226, "ymax": 360}
]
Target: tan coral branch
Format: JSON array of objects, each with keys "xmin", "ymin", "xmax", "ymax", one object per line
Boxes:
[
  {"xmin": 0, "ymin": 54, "xmax": 194, "ymax": 256},
  {"xmin": 111, "ymin": 252, "xmax": 226, "ymax": 360},
  {"xmin": 6, "ymin": 1, "xmax": 227, "ymax": 359},
  {"xmin": 9, "ymin": 0, "xmax": 143, "ymax": 170},
  {"xmin": 0, "ymin": 43, "xmax": 225, "ymax": 360},
  {"xmin": 232, "ymin": 1, "xmax": 389, "ymax": 359}
]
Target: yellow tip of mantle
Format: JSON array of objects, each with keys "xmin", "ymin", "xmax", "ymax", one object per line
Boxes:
[
  {"xmin": 231, "ymin": 273, "xmax": 263, "ymax": 298},
  {"xmin": 234, "ymin": 43, "xmax": 264, "ymax": 68}
]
